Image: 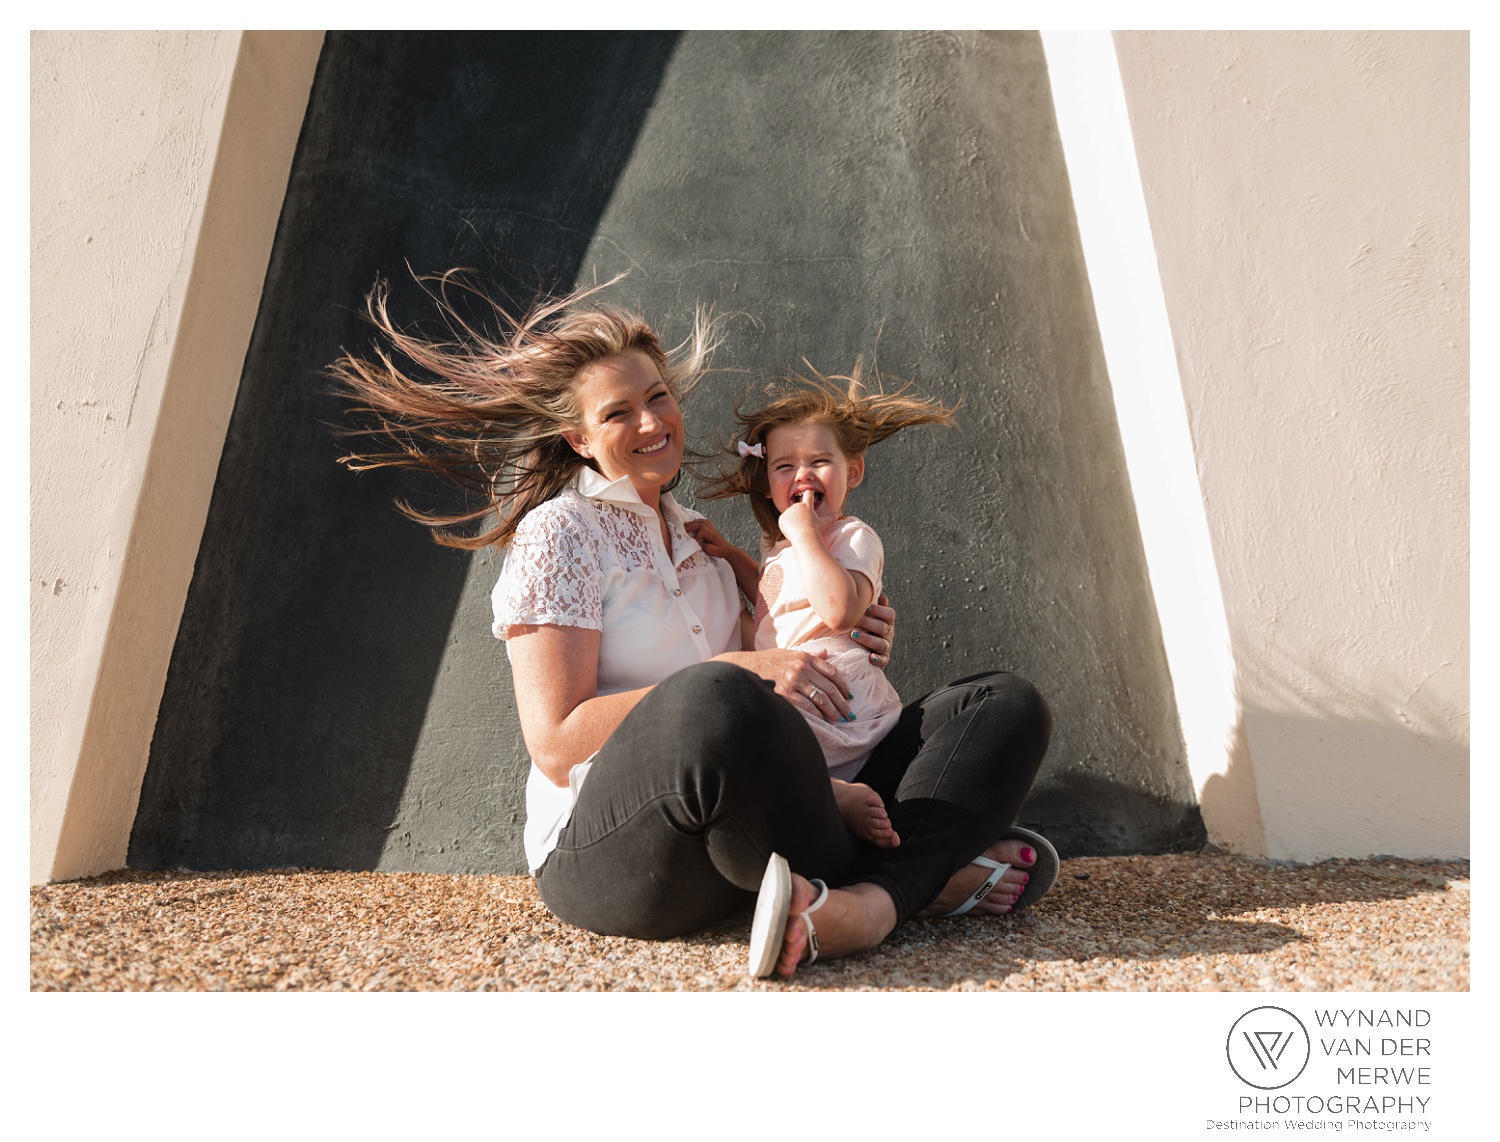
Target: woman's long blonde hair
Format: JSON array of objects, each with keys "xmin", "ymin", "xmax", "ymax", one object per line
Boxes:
[
  {"xmin": 699, "ymin": 362, "xmax": 958, "ymax": 543},
  {"xmin": 331, "ymin": 270, "xmax": 721, "ymax": 549}
]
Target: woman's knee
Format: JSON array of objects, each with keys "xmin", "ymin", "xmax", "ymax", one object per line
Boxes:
[
  {"xmin": 624, "ymin": 661, "xmax": 815, "ymax": 778},
  {"xmin": 941, "ymin": 671, "xmax": 1051, "ymax": 742},
  {"xmin": 645, "ymin": 662, "xmax": 783, "ymax": 746},
  {"xmin": 984, "ymin": 672, "xmax": 1053, "ymax": 746},
  {"xmin": 655, "ymin": 660, "xmax": 774, "ymax": 708}
]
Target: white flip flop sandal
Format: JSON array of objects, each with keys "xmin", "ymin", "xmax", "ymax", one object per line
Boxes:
[
  {"xmin": 943, "ymin": 854, "xmax": 1010, "ymax": 917},
  {"xmin": 799, "ymin": 879, "xmax": 830, "ymax": 965},
  {"xmin": 942, "ymin": 826, "xmax": 1060, "ymax": 917},
  {"xmin": 748, "ymin": 852, "xmax": 830, "ymax": 978},
  {"xmin": 748, "ymin": 854, "xmax": 790, "ymax": 977}
]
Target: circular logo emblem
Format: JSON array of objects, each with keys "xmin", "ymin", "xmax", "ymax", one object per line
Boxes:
[{"xmin": 1226, "ymin": 1006, "xmax": 1311, "ymax": 1089}]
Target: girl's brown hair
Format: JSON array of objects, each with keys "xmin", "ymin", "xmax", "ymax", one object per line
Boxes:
[
  {"xmin": 699, "ymin": 361, "xmax": 957, "ymax": 543},
  {"xmin": 330, "ymin": 270, "xmax": 721, "ymax": 549}
]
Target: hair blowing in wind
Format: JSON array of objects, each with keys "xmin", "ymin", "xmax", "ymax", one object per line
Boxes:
[
  {"xmin": 329, "ymin": 269, "xmax": 723, "ymax": 549},
  {"xmin": 698, "ymin": 361, "xmax": 959, "ymax": 543}
]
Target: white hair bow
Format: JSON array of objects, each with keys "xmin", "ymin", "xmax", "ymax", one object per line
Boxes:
[{"xmin": 736, "ymin": 441, "xmax": 765, "ymax": 458}]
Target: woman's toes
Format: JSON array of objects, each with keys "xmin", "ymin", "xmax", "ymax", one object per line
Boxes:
[
  {"xmin": 980, "ymin": 890, "xmax": 1018, "ymax": 914},
  {"xmin": 985, "ymin": 837, "xmax": 1036, "ymax": 869},
  {"xmin": 777, "ymin": 926, "xmax": 806, "ymax": 977},
  {"xmin": 916, "ymin": 839, "xmax": 1042, "ymax": 918},
  {"xmin": 776, "ymin": 875, "xmax": 818, "ymax": 976}
]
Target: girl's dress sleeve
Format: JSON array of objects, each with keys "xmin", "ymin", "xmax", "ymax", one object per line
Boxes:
[
  {"xmin": 491, "ymin": 498, "xmax": 604, "ymax": 639},
  {"xmin": 826, "ymin": 517, "xmax": 884, "ymax": 597}
]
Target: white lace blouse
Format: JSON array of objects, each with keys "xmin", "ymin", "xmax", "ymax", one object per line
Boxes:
[{"xmin": 491, "ymin": 467, "xmax": 743, "ymax": 871}]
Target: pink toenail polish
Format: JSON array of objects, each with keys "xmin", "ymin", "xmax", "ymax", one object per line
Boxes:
[{"xmin": 1021, "ymin": 847, "xmax": 1035, "ymax": 862}]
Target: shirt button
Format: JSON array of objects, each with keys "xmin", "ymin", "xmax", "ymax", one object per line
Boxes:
[
  {"xmin": 693, "ymin": 624, "xmax": 702, "ymax": 634},
  {"xmin": 674, "ymin": 588, "xmax": 683, "ymax": 596}
]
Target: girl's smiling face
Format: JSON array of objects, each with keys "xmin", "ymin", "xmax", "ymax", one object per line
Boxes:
[{"xmin": 764, "ymin": 421, "xmax": 864, "ymax": 522}]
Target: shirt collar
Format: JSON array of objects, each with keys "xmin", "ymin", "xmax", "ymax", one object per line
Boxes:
[
  {"xmin": 575, "ymin": 467, "xmax": 688, "ymax": 525},
  {"xmin": 575, "ymin": 466, "xmax": 639, "ymax": 506}
]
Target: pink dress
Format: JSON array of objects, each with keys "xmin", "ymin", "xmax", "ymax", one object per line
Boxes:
[{"xmin": 753, "ymin": 515, "xmax": 902, "ymax": 780}]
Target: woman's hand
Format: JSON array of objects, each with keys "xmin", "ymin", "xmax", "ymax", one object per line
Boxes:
[
  {"xmin": 768, "ymin": 647, "xmax": 855, "ymax": 723},
  {"xmin": 719, "ymin": 646, "xmax": 855, "ymax": 723},
  {"xmin": 850, "ymin": 593, "xmax": 896, "ymax": 668}
]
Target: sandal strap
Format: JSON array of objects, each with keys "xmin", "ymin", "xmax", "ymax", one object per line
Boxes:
[
  {"xmin": 942, "ymin": 856, "xmax": 1010, "ymax": 917},
  {"xmin": 802, "ymin": 879, "xmax": 829, "ymax": 965}
]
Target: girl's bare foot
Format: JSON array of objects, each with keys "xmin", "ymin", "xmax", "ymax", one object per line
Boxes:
[
  {"xmin": 775, "ymin": 875, "xmax": 897, "ymax": 978},
  {"xmin": 916, "ymin": 836, "xmax": 1039, "ymax": 918},
  {"xmin": 831, "ymin": 779, "xmax": 900, "ymax": 847}
]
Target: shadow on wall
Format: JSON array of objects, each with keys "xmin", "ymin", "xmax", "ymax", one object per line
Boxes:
[
  {"xmin": 128, "ymin": 32, "xmax": 683, "ymax": 873},
  {"xmin": 1020, "ymin": 771, "xmax": 1206, "ymax": 859},
  {"xmin": 1200, "ymin": 635, "xmax": 1468, "ymax": 861},
  {"xmin": 1207, "ymin": 703, "xmax": 1470, "ymax": 862},
  {"xmin": 1199, "ymin": 693, "xmax": 1270, "ymax": 857}
]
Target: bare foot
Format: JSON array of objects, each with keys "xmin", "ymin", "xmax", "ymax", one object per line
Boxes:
[
  {"xmin": 916, "ymin": 836, "xmax": 1039, "ymax": 918},
  {"xmin": 831, "ymin": 780, "xmax": 900, "ymax": 847},
  {"xmin": 775, "ymin": 875, "xmax": 898, "ymax": 978}
]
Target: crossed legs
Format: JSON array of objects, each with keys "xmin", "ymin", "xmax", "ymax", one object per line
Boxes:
[
  {"xmin": 536, "ymin": 664, "xmax": 1052, "ymax": 970},
  {"xmin": 767, "ymin": 672, "xmax": 1053, "ymax": 974},
  {"xmin": 536, "ymin": 662, "xmax": 860, "ymax": 939}
]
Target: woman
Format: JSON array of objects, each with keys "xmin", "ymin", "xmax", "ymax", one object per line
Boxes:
[{"xmin": 333, "ymin": 271, "xmax": 1056, "ymax": 978}]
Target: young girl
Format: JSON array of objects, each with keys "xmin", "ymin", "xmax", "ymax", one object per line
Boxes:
[{"xmin": 687, "ymin": 365, "xmax": 957, "ymax": 850}]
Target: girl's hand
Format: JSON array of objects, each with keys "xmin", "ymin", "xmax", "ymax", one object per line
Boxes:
[
  {"xmin": 851, "ymin": 593, "xmax": 896, "ymax": 668},
  {"xmin": 686, "ymin": 517, "xmax": 760, "ymax": 603},
  {"xmin": 777, "ymin": 495, "xmax": 822, "ymax": 542},
  {"xmin": 684, "ymin": 517, "xmax": 739, "ymax": 560},
  {"xmin": 755, "ymin": 647, "xmax": 854, "ymax": 723}
]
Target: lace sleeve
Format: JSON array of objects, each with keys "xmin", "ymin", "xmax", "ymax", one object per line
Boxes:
[{"xmin": 491, "ymin": 497, "xmax": 604, "ymax": 639}]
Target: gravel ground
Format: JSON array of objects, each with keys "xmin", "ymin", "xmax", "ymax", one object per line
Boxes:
[{"xmin": 30, "ymin": 852, "xmax": 1469, "ymax": 992}]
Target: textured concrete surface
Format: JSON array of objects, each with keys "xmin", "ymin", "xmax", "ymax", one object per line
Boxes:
[
  {"xmin": 32, "ymin": 855, "xmax": 1468, "ymax": 991},
  {"xmin": 131, "ymin": 30, "xmax": 1200, "ymax": 877}
]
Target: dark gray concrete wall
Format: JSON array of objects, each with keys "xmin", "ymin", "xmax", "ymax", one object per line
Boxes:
[{"xmin": 130, "ymin": 30, "xmax": 1204, "ymax": 875}]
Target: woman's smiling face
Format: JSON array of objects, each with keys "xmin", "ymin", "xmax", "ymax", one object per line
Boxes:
[{"xmin": 564, "ymin": 350, "xmax": 684, "ymax": 499}]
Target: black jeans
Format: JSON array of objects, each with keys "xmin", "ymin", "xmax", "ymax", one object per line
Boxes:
[{"xmin": 536, "ymin": 661, "xmax": 1051, "ymax": 939}]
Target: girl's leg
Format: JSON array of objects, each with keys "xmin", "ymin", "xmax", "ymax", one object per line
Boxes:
[
  {"xmin": 843, "ymin": 671, "xmax": 1052, "ymax": 925},
  {"xmin": 536, "ymin": 662, "xmax": 861, "ymax": 940}
]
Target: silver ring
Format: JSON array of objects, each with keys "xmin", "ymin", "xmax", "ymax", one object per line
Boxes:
[{"xmin": 808, "ymin": 686, "xmax": 823, "ymax": 702}]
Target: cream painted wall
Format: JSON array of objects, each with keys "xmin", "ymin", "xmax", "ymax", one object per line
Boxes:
[
  {"xmin": 30, "ymin": 31, "xmax": 323, "ymax": 884},
  {"xmin": 1112, "ymin": 31, "xmax": 1469, "ymax": 861}
]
